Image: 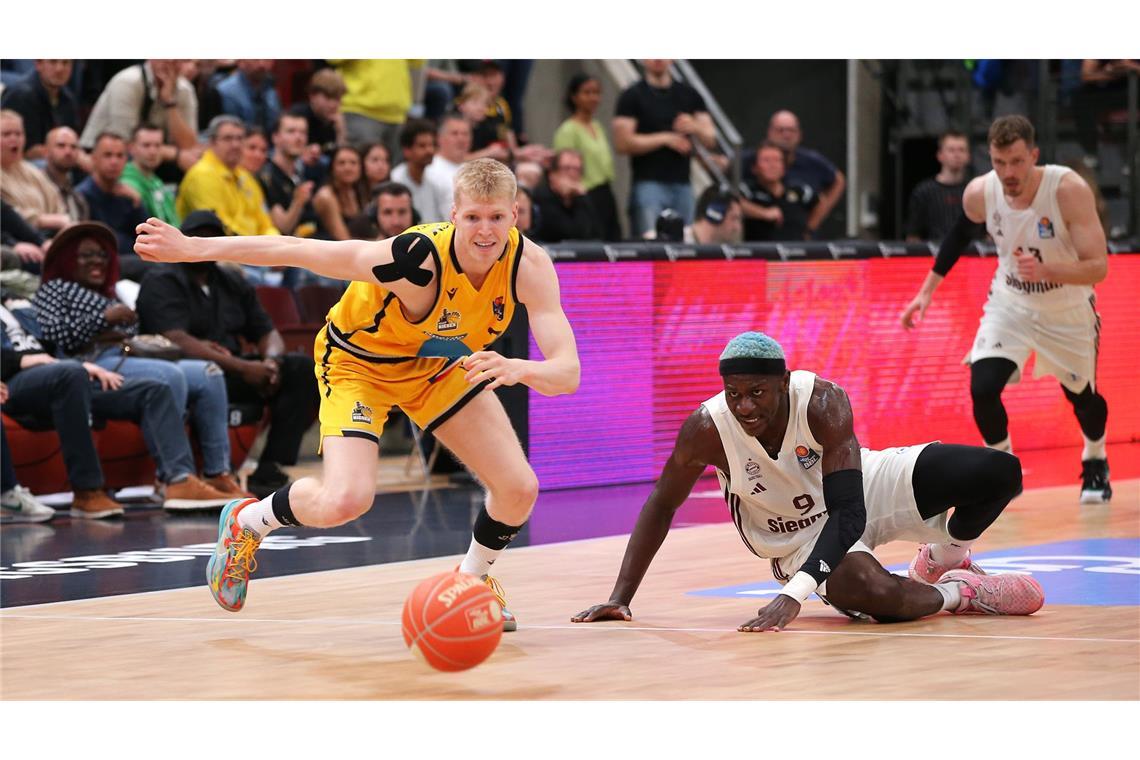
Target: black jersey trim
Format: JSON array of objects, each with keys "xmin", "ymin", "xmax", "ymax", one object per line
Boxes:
[
  {"xmin": 424, "ymin": 378, "xmax": 491, "ymax": 434},
  {"xmin": 326, "ymin": 322, "xmax": 416, "ymax": 364},
  {"xmin": 341, "ymin": 429, "xmax": 380, "ymax": 443},
  {"xmin": 509, "ymin": 235, "xmax": 524, "ymax": 304}
]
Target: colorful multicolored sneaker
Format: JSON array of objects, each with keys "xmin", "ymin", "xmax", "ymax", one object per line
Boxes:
[
  {"xmin": 206, "ymin": 498, "xmax": 261, "ymax": 612},
  {"xmin": 908, "ymin": 543, "xmax": 986, "ymax": 584},
  {"xmin": 481, "ymin": 574, "xmax": 518, "ymax": 632},
  {"xmin": 941, "ymin": 570, "xmax": 1044, "ymax": 615}
]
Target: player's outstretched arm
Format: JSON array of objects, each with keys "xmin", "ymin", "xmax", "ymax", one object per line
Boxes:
[
  {"xmin": 134, "ymin": 217, "xmax": 415, "ymax": 286},
  {"xmin": 572, "ymin": 408, "xmax": 718, "ymax": 623},
  {"xmin": 465, "ymin": 242, "xmax": 580, "ymax": 396},
  {"xmin": 900, "ymin": 177, "xmax": 986, "ymax": 330},
  {"xmin": 739, "ymin": 379, "xmax": 865, "ymax": 633}
]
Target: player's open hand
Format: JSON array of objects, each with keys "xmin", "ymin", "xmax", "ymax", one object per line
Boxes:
[
  {"xmin": 900, "ymin": 291, "xmax": 931, "ymax": 330},
  {"xmin": 738, "ymin": 595, "xmax": 801, "ymax": 632},
  {"xmin": 571, "ymin": 602, "xmax": 632, "ymax": 623},
  {"xmin": 134, "ymin": 218, "xmax": 201, "ymax": 263},
  {"xmin": 462, "ymin": 351, "xmax": 525, "ymax": 391}
]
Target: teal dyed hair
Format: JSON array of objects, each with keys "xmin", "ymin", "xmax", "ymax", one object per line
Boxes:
[{"xmin": 719, "ymin": 332, "xmax": 785, "ymax": 361}]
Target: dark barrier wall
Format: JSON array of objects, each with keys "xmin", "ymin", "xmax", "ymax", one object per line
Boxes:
[{"xmin": 528, "ymin": 256, "xmax": 1140, "ymax": 490}]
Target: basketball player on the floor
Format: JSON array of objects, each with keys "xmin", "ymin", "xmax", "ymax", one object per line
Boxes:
[
  {"xmin": 901, "ymin": 114, "xmax": 1112, "ymax": 504},
  {"xmin": 572, "ymin": 333, "xmax": 1043, "ymax": 632},
  {"xmin": 135, "ymin": 159, "xmax": 580, "ymax": 631}
]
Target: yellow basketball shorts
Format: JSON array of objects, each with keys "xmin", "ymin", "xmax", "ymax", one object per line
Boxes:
[{"xmin": 313, "ymin": 327, "xmax": 489, "ymax": 450}]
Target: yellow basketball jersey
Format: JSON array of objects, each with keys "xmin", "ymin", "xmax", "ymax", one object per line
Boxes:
[{"xmin": 324, "ymin": 222, "xmax": 522, "ymax": 362}]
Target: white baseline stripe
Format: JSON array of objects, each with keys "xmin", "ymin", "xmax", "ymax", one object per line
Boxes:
[{"xmin": 1, "ymin": 612, "xmax": 1135, "ymax": 645}]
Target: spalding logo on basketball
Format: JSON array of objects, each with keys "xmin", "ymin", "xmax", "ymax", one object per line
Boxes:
[{"xmin": 401, "ymin": 570, "xmax": 503, "ymax": 671}]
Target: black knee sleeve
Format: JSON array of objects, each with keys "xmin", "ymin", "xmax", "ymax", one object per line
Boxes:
[
  {"xmin": 970, "ymin": 358, "xmax": 1017, "ymax": 445},
  {"xmin": 913, "ymin": 444, "xmax": 1021, "ymax": 540},
  {"xmin": 1062, "ymin": 384, "xmax": 1108, "ymax": 440}
]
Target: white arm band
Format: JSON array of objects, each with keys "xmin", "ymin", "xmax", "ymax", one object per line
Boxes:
[{"xmin": 777, "ymin": 571, "xmax": 819, "ymax": 604}]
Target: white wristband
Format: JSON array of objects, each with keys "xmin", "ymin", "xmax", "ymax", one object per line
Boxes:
[{"xmin": 777, "ymin": 571, "xmax": 819, "ymax": 604}]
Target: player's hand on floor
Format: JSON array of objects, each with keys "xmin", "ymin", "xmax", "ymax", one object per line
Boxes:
[
  {"xmin": 738, "ymin": 595, "xmax": 801, "ymax": 632},
  {"xmin": 462, "ymin": 351, "xmax": 525, "ymax": 390},
  {"xmin": 571, "ymin": 602, "xmax": 632, "ymax": 623}
]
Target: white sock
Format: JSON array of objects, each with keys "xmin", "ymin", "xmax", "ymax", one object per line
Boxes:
[
  {"xmin": 1082, "ymin": 435, "xmax": 1106, "ymax": 461},
  {"xmin": 237, "ymin": 495, "xmax": 283, "ymax": 538},
  {"xmin": 458, "ymin": 539, "xmax": 502, "ymax": 578},
  {"xmin": 934, "ymin": 581, "xmax": 964, "ymax": 612},
  {"xmin": 929, "ymin": 540, "xmax": 973, "ymax": 567},
  {"xmin": 986, "ymin": 436, "xmax": 1012, "ymax": 454}
]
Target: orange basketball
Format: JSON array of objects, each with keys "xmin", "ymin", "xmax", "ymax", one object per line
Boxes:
[{"xmin": 401, "ymin": 571, "xmax": 503, "ymax": 672}]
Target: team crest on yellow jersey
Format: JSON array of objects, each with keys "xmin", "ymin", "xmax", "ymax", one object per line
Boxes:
[
  {"xmin": 437, "ymin": 308, "xmax": 460, "ymax": 331},
  {"xmin": 351, "ymin": 401, "xmax": 373, "ymax": 424}
]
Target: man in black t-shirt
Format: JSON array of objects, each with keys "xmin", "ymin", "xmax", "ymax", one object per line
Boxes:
[
  {"xmin": 905, "ymin": 130, "xmax": 986, "ymax": 244},
  {"xmin": 613, "ymin": 59, "xmax": 716, "ymax": 237},
  {"xmin": 533, "ymin": 150, "xmax": 601, "ymax": 243},
  {"xmin": 258, "ymin": 113, "xmax": 321, "ymax": 238},
  {"xmin": 288, "ymin": 68, "xmax": 345, "ymax": 174},
  {"xmin": 740, "ymin": 142, "xmax": 817, "ymax": 241}
]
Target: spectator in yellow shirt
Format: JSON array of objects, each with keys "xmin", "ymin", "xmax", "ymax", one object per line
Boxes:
[
  {"xmin": 328, "ymin": 59, "xmax": 422, "ymax": 164},
  {"xmin": 176, "ymin": 115, "xmax": 278, "ymax": 238}
]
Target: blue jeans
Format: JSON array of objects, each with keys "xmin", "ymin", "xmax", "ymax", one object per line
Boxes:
[
  {"xmin": 93, "ymin": 349, "xmax": 232, "ymax": 476},
  {"xmin": 629, "ymin": 180, "xmax": 695, "ymax": 237},
  {"xmin": 5, "ymin": 360, "xmax": 197, "ymax": 487}
]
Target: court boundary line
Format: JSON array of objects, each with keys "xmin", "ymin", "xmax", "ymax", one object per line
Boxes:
[{"xmin": 1, "ymin": 612, "xmax": 1136, "ymax": 645}]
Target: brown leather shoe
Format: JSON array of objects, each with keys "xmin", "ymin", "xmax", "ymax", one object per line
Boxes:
[
  {"xmin": 204, "ymin": 472, "xmax": 255, "ymax": 498},
  {"xmin": 163, "ymin": 474, "xmax": 234, "ymax": 511},
  {"xmin": 71, "ymin": 489, "xmax": 126, "ymax": 519}
]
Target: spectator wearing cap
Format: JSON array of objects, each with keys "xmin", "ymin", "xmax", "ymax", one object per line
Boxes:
[
  {"xmin": 136, "ymin": 210, "xmax": 320, "ymax": 498},
  {"xmin": 739, "ymin": 141, "xmax": 818, "ymax": 242},
  {"xmin": 533, "ymin": 149, "xmax": 601, "ymax": 243},
  {"xmin": 684, "ymin": 186, "xmax": 743, "ymax": 244},
  {"xmin": 613, "ymin": 59, "xmax": 716, "ymax": 237},
  {"xmin": 216, "ymin": 60, "xmax": 281, "ymax": 136},
  {"xmin": 0, "ymin": 59, "xmax": 80, "ymax": 161},
  {"xmin": 76, "ymin": 132, "xmax": 150, "ymax": 278},
  {"xmin": 765, "ymin": 110, "xmax": 844, "ymax": 238},
  {"xmin": 176, "ymin": 115, "xmax": 279, "ymax": 238}
]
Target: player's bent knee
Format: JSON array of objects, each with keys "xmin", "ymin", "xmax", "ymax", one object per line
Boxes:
[
  {"xmin": 990, "ymin": 449, "xmax": 1023, "ymax": 498},
  {"xmin": 317, "ymin": 486, "xmax": 375, "ymax": 526}
]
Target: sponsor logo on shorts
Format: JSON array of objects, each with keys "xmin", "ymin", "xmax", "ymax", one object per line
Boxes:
[
  {"xmin": 795, "ymin": 445, "xmax": 820, "ymax": 469},
  {"xmin": 1037, "ymin": 216, "xmax": 1054, "ymax": 239},
  {"xmin": 351, "ymin": 401, "xmax": 372, "ymax": 424},
  {"xmin": 437, "ymin": 308, "xmax": 461, "ymax": 331}
]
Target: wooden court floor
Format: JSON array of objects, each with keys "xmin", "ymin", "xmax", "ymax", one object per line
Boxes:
[{"xmin": 1, "ymin": 479, "xmax": 1136, "ymax": 700}]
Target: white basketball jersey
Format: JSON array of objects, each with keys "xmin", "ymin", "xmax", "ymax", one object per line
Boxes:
[
  {"xmin": 703, "ymin": 370, "xmax": 830, "ymax": 560},
  {"xmin": 983, "ymin": 165, "xmax": 1093, "ymax": 311}
]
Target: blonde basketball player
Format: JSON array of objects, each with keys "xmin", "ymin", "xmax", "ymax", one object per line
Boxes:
[
  {"xmin": 135, "ymin": 158, "xmax": 580, "ymax": 630},
  {"xmin": 901, "ymin": 115, "xmax": 1112, "ymax": 504}
]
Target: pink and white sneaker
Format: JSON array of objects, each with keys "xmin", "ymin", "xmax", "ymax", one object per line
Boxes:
[
  {"xmin": 941, "ymin": 570, "xmax": 1044, "ymax": 615},
  {"xmin": 908, "ymin": 543, "xmax": 986, "ymax": 584}
]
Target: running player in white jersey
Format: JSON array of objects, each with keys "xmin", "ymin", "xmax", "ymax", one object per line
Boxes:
[
  {"xmin": 573, "ymin": 333, "xmax": 1043, "ymax": 632},
  {"xmin": 900, "ymin": 115, "xmax": 1112, "ymax": 504}
]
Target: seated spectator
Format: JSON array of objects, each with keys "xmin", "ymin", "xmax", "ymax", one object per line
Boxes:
[
  {"xmin": 906, "ymin": 130, "xmax": 986, "ymax": 244},
  {"xmin": 80, "ymin": 59, "xmax": 202, "ymax": 173},
  {"xmin": 0, "ymin": 59, "xmax": 79, "ymax": 162},
  {"xmin": 0, "ymin": 110, "xmax": 71, "ymax": 236},
  {"xmin": 41, "ymin": 126, "xmax": 90, "ymax": 223},
  {"xmin": 613, "ymin": 59, "xmax": 716, "ymax": 236},
  {"xmin": 2, "ymin": 290, "xmax": 232, "ymax": 516},
  {"xmin": 176, "ymin": 115, "xmax": 279, "ymax": 237},
  {"xmin": 455, "ymin": 82, "xmax": 509, "ymax": 164},
  {"xmin": 348, "ymin": 181, "xmax": 414, "ymax": 240},
  {"xmin": 240, "ymin": 127, "xmax": 269, "ymax": 176},
  {"xmin": 361, "ymin": 142, "xmax": 391, "ymax": 190},
  {"xmin": 740, "ymin": 141, "xmax": 817, "ymax": 242},
  {"xmin": 515, "ymin": 186, "xmax": 536, "ymax": 238},
  {"xmin": 1, "ymin": 383, "xmax": 56, "ymax": 522},
  {"xmin": 425, "ymin": 114, "xmax": 470, "ymax": 211},
  {"xmin": 473, "ymin": 60, "xmax": 550, "ymax": 165},
  {"xmin": 120, "ymin": 124, "xmax": 179, "ymax": 226},
  {"xmin": 390, "ymin": 119, "xmax": 448, "ymax": 222},
  {"xmin": 31, "ymin": 221, "xmax": 245, "ymax": 499},
  {"xmin": 137, "ymin": 211, "xmax": 321, "ymax": 498},
  {"xmin": 216, "ymin": 60, "xmax": 281, "ymax": 136},
  {"xmin": 258, "ymin": 114, "xmax": 319, "ymax": 238},
  {"xmin": 76, "ymin": 133, "xmax": 150, "ymax": 277},
  {"xmin": 313, "ymin": 146, "xmax": 369, "ymax": 241},
  {"xmin": 289, "ymin": 67, "xmax": 346, "ymax": 164},
  {"xmin": 423, "ymin": 60, "xmax": 469, "ymax": 121},
  {"xmin": 553, "ymin": 73, "xmax": 622, "ymax": 240},
  {"xmin": 533, "ymin": 149, "xmax": 601, "ymax": 243},
  {"xmin": 1, "ymin": 200, "xmax": 46, "ymax": 276},
  {"xmin": 513, "ymin": 160, "xmax": 543, "ymax": 192},
  {"xmin": 684, "ymin": 186, "xmax": 743, "ymax": 244},
  {"xmin": 765, "ymin": 109, "xmax": 845, "ymax": 238}
]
